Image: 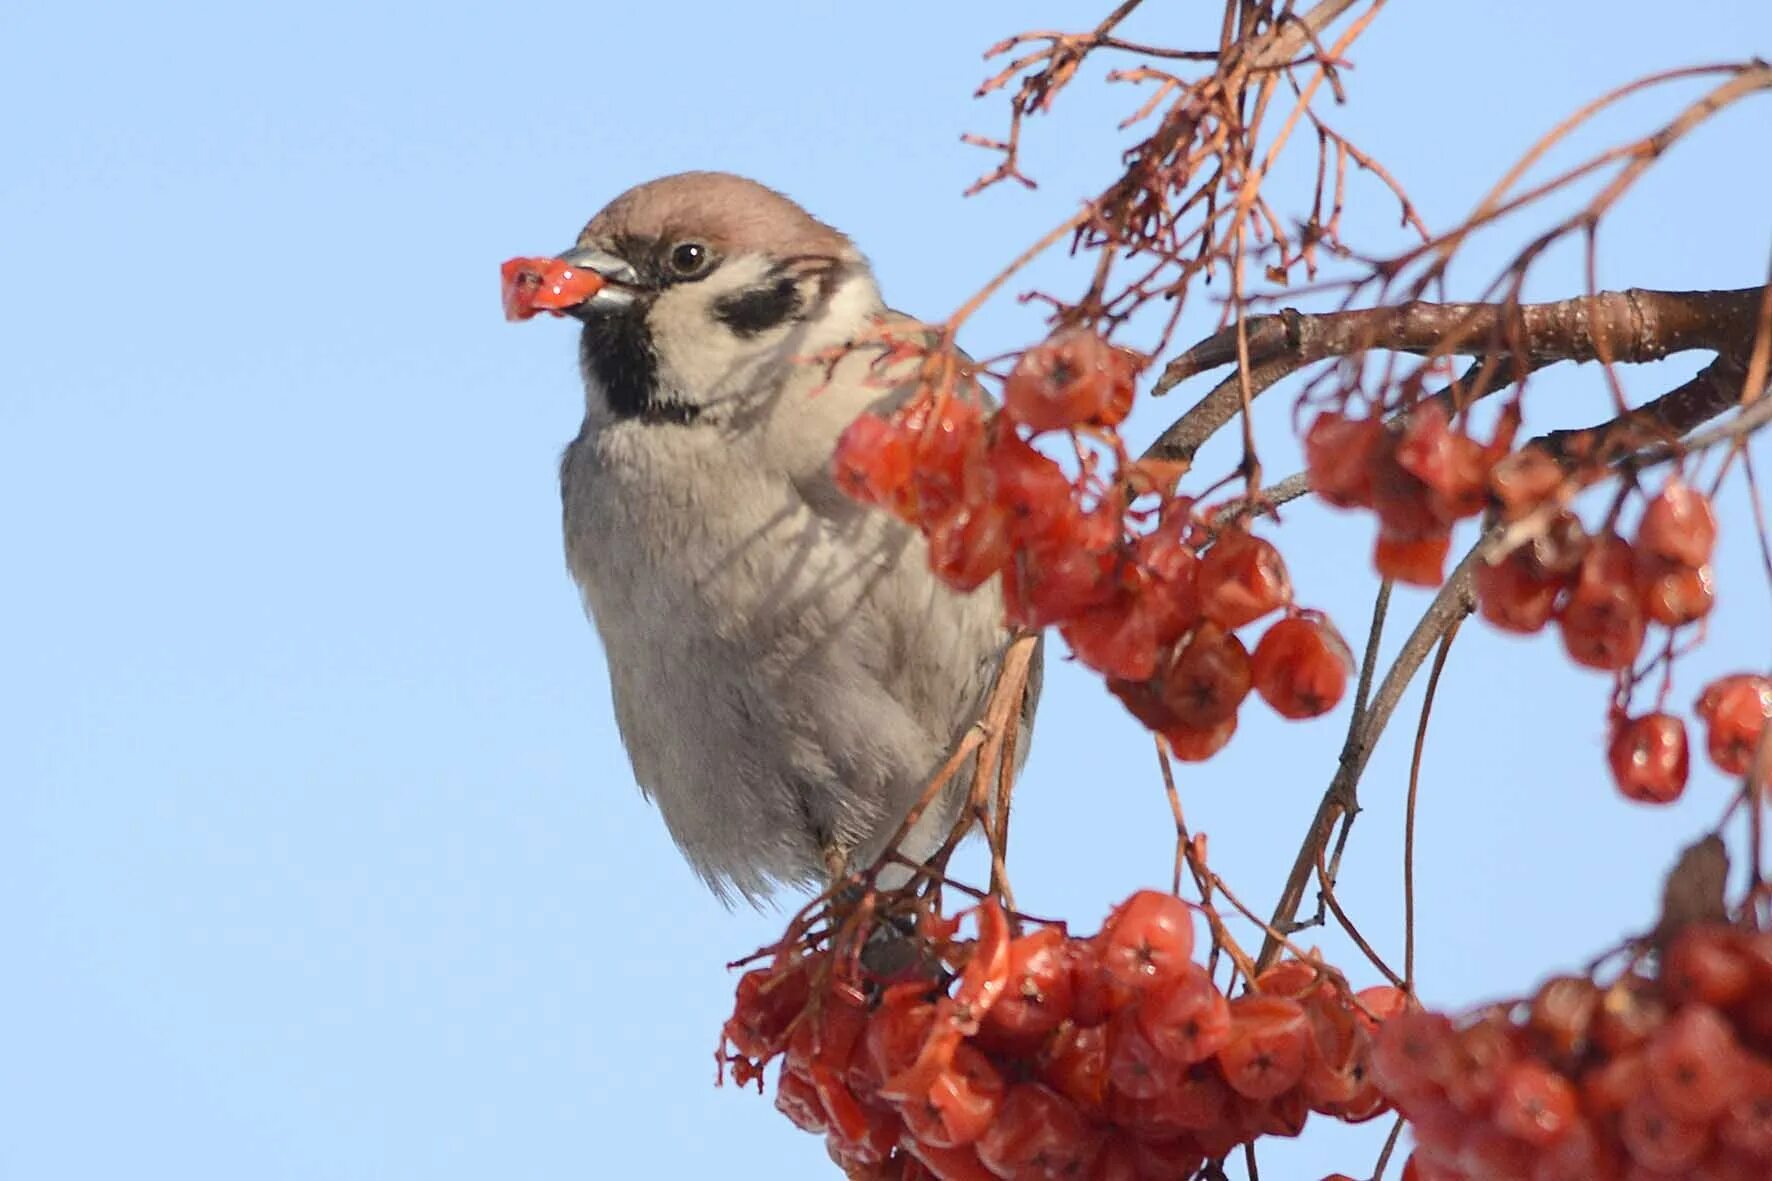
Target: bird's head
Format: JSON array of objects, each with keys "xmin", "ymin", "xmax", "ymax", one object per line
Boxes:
[{"xmin": 508, "ymin": 172, "xmax": 885, "ymax": 425}]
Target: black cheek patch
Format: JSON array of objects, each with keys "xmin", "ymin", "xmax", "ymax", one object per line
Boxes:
[{"xmin": 711, "ymin": 278, "xmax": 803, "ymax": 338}]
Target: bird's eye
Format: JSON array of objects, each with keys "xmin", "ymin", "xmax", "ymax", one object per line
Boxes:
[{"xmin": 668, "ymin": 242, "xmax": 710, "ymax": 275}]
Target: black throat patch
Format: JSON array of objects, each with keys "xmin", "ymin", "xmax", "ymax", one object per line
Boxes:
[{"xmin": 577, "ymin": 306, "xmax": 698, "ymax": 425}]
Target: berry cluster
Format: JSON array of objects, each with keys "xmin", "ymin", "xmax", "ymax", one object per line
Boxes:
[
  {"xmin": 721, "ymin": 890, "xmax": 1403, "ymax": 1180},
  {"xmin": 1308, "ymin": 405, "xmax": 1769, "ymax": 807},
  {"xmin": 1304, "ymin": 403, "xmax": 1504, "ymax": 587},
  {"xmin": 832, "ymin": 330, "xmax": 1352, "ymax": 756},
  {"xmin": 1374, "ymin": 923, "xmax": 1772, "ymax": 1180}
]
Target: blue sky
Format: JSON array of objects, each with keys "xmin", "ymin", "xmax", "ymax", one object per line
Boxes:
[{"xmin": 4, "ymin": 3, "xmax": 1770, "ymax": 1178}]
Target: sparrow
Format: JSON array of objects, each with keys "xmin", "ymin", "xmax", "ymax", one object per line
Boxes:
[{"xmin": 519, "ymin": 171, "xmax": 1040, "ymax": 903}]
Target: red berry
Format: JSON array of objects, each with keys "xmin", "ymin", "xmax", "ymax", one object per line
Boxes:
[
  {"xmin": 1003, "ymin": 328, "xmax": 1138, "ymax": 431},
  {"xmin": 1134, "ymin": 963, "xmax": 1232, "ymax": 1065},
  {"xmin": 988, "ymin": 429, "xmax": 1077, "ymax": 549},
  {"xmin": 724, "ymin": 960, "xmax": 812, "ymax": 1059},
  {"xmin": 1394, "ymin": 401, "xmax": 1489, "ymax": 522},
  {"xmin": 926, "ymin": 499, "xmax": 1012, "ymax": 591},
  {"xmin": 1557, "ymin": 532, "xmax": 1646, "ymax": 672},
  {"xmin": 1304, "ymin": 410, "xmax": 1385, "ymax": 509},
  {"xmin": 1374, "ymin": 528, "xmax": 1452, "ymax": 587},
  {"xmin": 1617, "ymin": 1089, "xmax": 1709, "ymax": 1174},
  {"xmin": 774, "ymin": 1064, "xmax": 827, "ymax": 1134},
  {"xmin": 978, "ymin": 928, "xmax": 1075, "ymax": 1052},
  {"xmin": 1476, "ymin": 544, "xmax": 1569, "ymax": 634},
  {"xmin": 1037, "ymin": 1018, "xmax": 1108, "ymax": 1110},
  {"xmin": 1635, "ymin": 559, "xmax": 1716, "ymax": 627},
  {"xmin": 1216, "ymin": 994, "xmax": 1312, "ymax": 1100},
  {"xmin": 1695, "ymin": 674, "xmax": 1772, "ymax": 776},
  {"xmin": 1488, "ymin": 448, "xmax": 1565, "ymax": 521},
  {"xmin": 897, "ymin": 1042, "xmax": 1006, "ymax": 1149},
  {"xmin": 832, "ymin": 413, "xmax": 916, "ymax": 511},
  {"xmin": 1644, "ymin": 1004, "xmax": 1747, "ymax": 1124},
  {"xmin": 1133, "ymin": 514, "xmax": 1203, "ymax": 647},
  {"xmin": 1493, "ymin": 1059, "xmax": 1578, "ymax": 1146},
  {"xmin": 1606, "ymin": 712, "xmax": 1689, "ymax": 804},
  {"xmin": 1061, "ymin": 593, "xmax": 1161, "ymax": 681},
  {"xmin": 1528, "ymin": 975, "xmax": 1599, "ymax": 1060},
  {"xmin": 1157, "ymin": 620, "xmax": 1252, "ymax": 730},
  {"xmin": 1662, "ymin": 926, "xmax": 1754, "ymax": 1009},
  {"xmin": 1096, "ymin": 890, "xmax": 1197, "ymax": 992},
  {"xmin": 974, "ymin": 1083, "xmax": 1096, "ymax": 1181},
  {"xmin": 1251, "ymin": 611, "xmax": 1353, "ymax": 719},
  {"xmin": 1637, "ymin": 477, "xmax": 1718, "ymax": 568},
  {"xmin": 1162, "ymin": 713, "xmax": 1238, "ymax": 763},
  {"xmin": 1198, "ymin": 528, "xmax": 1293, "ymax": 629},
  {"xmin": 904, "ymin": 396, "xmax": 989, "ymax": 528}
]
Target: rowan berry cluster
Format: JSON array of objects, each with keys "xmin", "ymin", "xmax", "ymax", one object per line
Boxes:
[
  {"xmin": 1374, "ymin": 923, "xmax": 1772, "ymax": 1180},
  {"xmin": 832, "ymin": 329, "xmax": 1353, "ymax": 757},
  {"xmin": 721, "ymin": 890, "xmax": 1404, "ymax": 1180},
  {"xmin": 1307, "ymin": 403, "xmax": 1769, "ymax": 806}
]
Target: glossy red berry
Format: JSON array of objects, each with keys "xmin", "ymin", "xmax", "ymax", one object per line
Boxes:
[
  {"xmin": 1216, "ymin": 995, "xmax": 1312, "ymax": 1100},
  {"xmin": 1096, "ymin": 890, "xmax": 1197, "ymax": 992},
  {"xmin": 1134, "ymin": 964, "xmax": 1232, "ymax": 1065}
]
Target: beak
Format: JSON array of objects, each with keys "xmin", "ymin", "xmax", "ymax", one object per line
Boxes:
[
  {"xmin": 552, "ymin": 246, "xmax": 641, "ymax": 320},
  {"xmin": 500, "ymin": 247, "xmax": 640, "ymax": 323}
]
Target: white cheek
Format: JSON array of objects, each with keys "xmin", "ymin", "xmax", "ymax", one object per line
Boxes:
[{"xmin": 646, "ymin": 256, "xmax": 781, "ymax": 396}]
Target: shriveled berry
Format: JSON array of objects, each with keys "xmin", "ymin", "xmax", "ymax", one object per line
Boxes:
[
  {"xmin": 1162, "ymin": 713, "xmax": 1238, "ymax": 763},
  {"xmin": 1374, "ymin": 528, "xmax": 1452, "ymax": 587},
  {"xmin": 1003, "ymin": 328, "xmax": 1138, "ymax": 431},
  {"xmin": 1606, "ymin": 712, "xmax": 1689, "ymax": 804},
  {"xmin": 1557, "ymin": 532, "xmax": 1646, "ymax": 672},
  {"xmin": 1198, "ymin": 528, "xmax": 1293, "ymax": 629},
  {"xmin": 1635, "ymin": 559, "xmax": 1716, "ymax": 627},
  {"xmin": 833, "ymin": 413, "xmax": 916, "ymax": 510},
  {"xmin": 1637, "ymin": 477, "xmax": 1718, "ymax": 568},
  {"xmin": 1157, "ymin": 620, "xmax": 1252, "ymax": 730},
  {"xmin": 1251, "ymin": 611, "xmax": 1353, "ymax": 719},
  {"xmin": 1488, "ymin": 447, "xmax": 1564, "ymax": 521},
  {"xmin": 1695, "ymin": 674, "xmax": 1772, "ymax": 776},
  {"xmin": 897, "ymin": 1042, "xmax": 1005, "ymax": 1148},
  {"xmin": 1476, "ymin": 544, "xmax": 1568, "ymax": 634},
  {"xmin": 1305, "ymin": 410, "xmax": 1385, "ymax": 509}
]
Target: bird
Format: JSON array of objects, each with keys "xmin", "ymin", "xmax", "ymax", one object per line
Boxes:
[{"xmin": 522, "ymin": 170, "xmax": 1041, "ymax": 903}]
